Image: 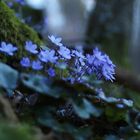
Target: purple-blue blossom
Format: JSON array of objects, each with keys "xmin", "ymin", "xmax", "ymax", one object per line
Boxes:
[
  {"xmin": 104, "ymin": 54, "xmax": 115, "ymax": 66},
  {"xmin": 102, "ymin": 63, "xmax": 115, "ymax": 82},
  {"xmin": 86, "ymin": 48, "xmax": 105, "ymax": 66},
  {"xmin": 32, "ymin": 60, "xmax": 43, "ymax": 70},
  {"xmin": 47, "ymin": 68, "xmax": 55, "ymax": 77},
  {"xmin": 58, "ymin": 46, "xmax": 71, "ymax": 59},
  {"xmin": 86, "ymin": 54, "xmax": 95, "ymax": 66},
  {"xmin": 20, "ymin": 57, "xmax": 31, "ymax": 67},
  {"xmin": 86, "ymin": 48, "xmax": 115, "ymax": 82},
  {"xmin": 25, "ymin": 41, "xmax": 38, "ymax": 54},
  {"xmin": 116, "ymin": 104, "xmax": 124, "ymax": 109},
  {"xmin": 79, "ymin": 58, "xmax": 85, "ymax": 66},
  {"xmin": 48, "ymin": 35, "xmax": 63, "ymax": 47},
  {"xmin": 72, "ymin": 50, "xmax": 85, "ymax": 66},
  {"xmin": 93, "ymin": 48, "xmax": 106, "ymax": 66},
  {"xmin": 0, "ymin": 42, "xmax": 17, "ymax": 56},
  {"xmin": 7, "ymin": 2, "xmax": 14, "ymax": 7},
  {"xmin": 72, "ymin": 50, "xmax": 85, "ymax": 59},
  {"xmin": 39, "ymin": 49, "xmax": 58, "ymax": 63}
]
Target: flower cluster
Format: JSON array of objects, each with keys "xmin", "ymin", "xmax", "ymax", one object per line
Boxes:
[
  {"xmin": 86, "ymin": 48, "xmax": 115, "ymax": 81},
  {"xmin": 0, "ymin": 35, "xmax": 115, "ymax": 82}
]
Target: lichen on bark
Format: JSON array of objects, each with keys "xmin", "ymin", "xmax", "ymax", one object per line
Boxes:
[{"xmin": 0, "ymin": 1, "xmax": 42, "ymax": 50}]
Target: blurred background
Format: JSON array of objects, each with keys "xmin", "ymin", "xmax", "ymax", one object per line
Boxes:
[
  {"xmin": 9, "ymin": 0, "xmax": 140, "ymax": 72},
  {"xmin": 1, "ymin": 1, "xmax": 140, "ymax": 139},
  {"xmin": 5, "ymin": 0, "xmax": 140, "ymax": 95}
]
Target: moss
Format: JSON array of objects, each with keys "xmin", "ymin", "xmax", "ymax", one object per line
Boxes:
[
  {"xmin": 0, "ymin": 1, "xmax": 42, "ymax": 49},
  {"xmin": 0, "ymin": 122, "xmax": 38, "ymax": 140}
]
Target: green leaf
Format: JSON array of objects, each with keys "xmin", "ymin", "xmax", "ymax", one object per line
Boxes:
[
  {"xmin": 122, "ymin": 99, "xmax": 133, "ymax": 107},
  {"xmin": 21, "ymin": 73, "xmax": 61, "ymax": 98},
  {"xmin": 21, "ymin": 73, "xmax": 50, "ymax": 93},
  {"xmin": 0, "ymin": 63, "xmax": 18, "ymax": 89},
  {"xmin": 73, "ymin": 99, "xmax": 102, "ymax": 119},
  {"xmin": 38, "ymin": 110, "xmax": 92, "ymax": 140},
  {"xmin": 105, "ymin": 106, "xmax": 126, "ymax": 121},
  {"xmin": 104, "ymin": 135, "xmax": 119, "ymax": 140}
]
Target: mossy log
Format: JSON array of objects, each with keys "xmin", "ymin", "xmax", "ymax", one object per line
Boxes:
[{"xmin": 0, "ymin": 1, "xmax": 42, "ymax": 48}]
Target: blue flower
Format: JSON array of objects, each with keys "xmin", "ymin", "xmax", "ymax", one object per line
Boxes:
[
  {"xmin": 0, "ymin": 42, "xmax": 18, "ymax": 56},
  {"xmin": 104, "ymin": 54, "xmax": 115, "ymax": 67},
  {"xmin": 7, "ymin": 2, "xmax": 14, "ymax": 7},
  {"xmin": 72, "ymin": 50, "xmax": 85, "ymax": 66},
  {"xmin": 86, "ymin": 54, "xmax": 95, "ymax": 65},
  {"xmin": 72, "ymin": 50, "xmax": 85, "ymax": 59},
  {"xmin": 48, "ymin": 35, "xmax": 63, "ymax": 46},
  {"xmin": 87, "ymin": 48, "xmax": 105, "ymax": 66},
  {"xmin": 102, "ymin": 54, "xmax": 115, "ymax": 81},
  {"xmin": 20, "ymin": 57, "xmax": 30, "ymax": 67},
  {"xmin": 79, "ymin": 58, "xmax": 85, "ymax": 66},
  {"xmin": 86, "ymin": 48, "xmax": 115, "ymax": 82},
  {"xmin": 116, "ymin": 104, "xmax": 124, "ymax": 109},
  {"xmin": 102, "ymin": 63, "xmax": 115, "ymax": 82},
  {"xmin": 58, "ymin": 46, "xmax": 71, "ymax": 59},
  {"xmin": 25, "ymin": 41, "xmax": 38, "ymax": 54},
  {"xmin": 32, "ymin": 60, "xmax": 43, "ymax": 70},
  {"xmin": 39, "ymin": 49, "xmax": 58, "ymax": 63},
  {"xmin": 92, "ymin": 48, "xmax": 106, "ymax": 66},
  {"xmin": 47, "ymin": 68, "xmax": 55, "ymax": 77}
]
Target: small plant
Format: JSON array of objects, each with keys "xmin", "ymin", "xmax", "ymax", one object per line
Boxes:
[{"xmin": 0, "ymin": 1, "xmax": 140, "ymax": 140}]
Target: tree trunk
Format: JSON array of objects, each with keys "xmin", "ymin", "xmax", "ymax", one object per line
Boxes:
[{"xmin": 86, "ymin": 0, "xmax": 133, "ymax": 66}]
